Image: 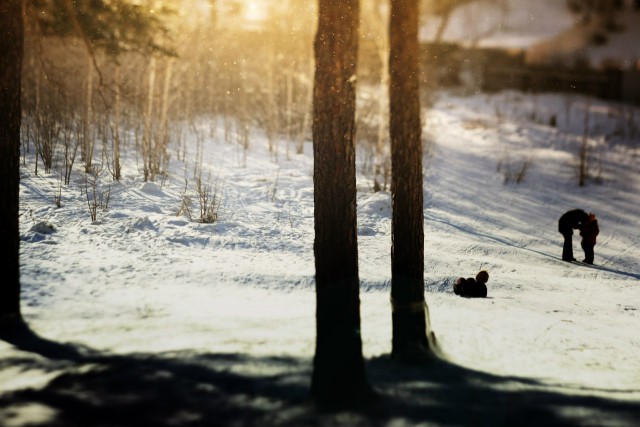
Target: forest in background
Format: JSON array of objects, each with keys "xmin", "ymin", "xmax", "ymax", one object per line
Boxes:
[
  {"xmin": 21, "ymin": 0, "xmax": 415, "ymax": 194},
  {"xmin": 20, "ymin": 0, "xmax": 637, "ymax": 197}
]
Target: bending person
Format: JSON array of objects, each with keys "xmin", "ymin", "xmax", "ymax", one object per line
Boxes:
[{"xmin": 558, "ymin": 209, "xmax": 588, "ymax": 262}]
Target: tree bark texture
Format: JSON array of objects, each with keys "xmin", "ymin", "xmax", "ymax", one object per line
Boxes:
[
  {"xmin": 311, "ymin": 0, "xmax": 370, "ymax": 405},
  {"xmin": 389, "ymin": 0, "xmax": 430, "ymax": 357},
  {"xmin": 0, "ymin": 0, "xmax": 24, "ymax": 323}
]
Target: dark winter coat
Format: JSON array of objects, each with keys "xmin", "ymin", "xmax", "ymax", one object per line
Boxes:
[
  {"xmin": 453, "ymin": 277, "xmax": 487, "ymax": 298},
  {"xmin": 453, "ymin": 277, "xmax": 466, "ymax": 296},
  {"xmin": 558, "ymin": 209, "xmax": 589, "ymax": 235},
  {"xmin": 580, "ymin": 214, "xmax": 599, "ymax": 246}
]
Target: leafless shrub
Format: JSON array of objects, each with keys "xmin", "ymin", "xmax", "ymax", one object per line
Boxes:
[
  {"xmin": 498, "ymin": 152, "xmax": 531, "ymax": 185},
  {"xmin": 235, "ymin": 115, "xmax": 251, "ymax": 168},
  {"xmin": 29, "ymin": 108, "xmax": 61, "ymax": 174},
  {"xmin": 79, "ymin": 114, "xmax": 97, "ymax": 174},
  {"xmin": 136, "ymin": 304, "xmax": 157, "ymax": 319},
  {"xmin": 60, "ymin": 113, "xmax": 79, "ymax": 185},
  {"xmin": 356, "ymin": 92, "xmax": 390, "ymax": 192},
  {"xmin": 514, "ymin": 160, "xmax": 530, "ymax": 184},
  {"xmin": 20, "ymin": 116, "xmax": 30, "ymax": 166},
  {"xmin": 268, "ymin": 168, "xmax": 280, "ymax": 203},
  {"xmin": 54, "ymin": 176, "xmax": 63, "ymax": 208},
  {"xmin": 84, "ymin": 165, "xmax": 111, "ymax": 222},
  {"xmin": 177, "ymin": 178, "xmax": 193, "ymax": 220},
  {"xmin": 177, "ymin": 195, "xmax": 193, "ymax": 220},
  {"xmin": 592, "ymin": 136, "xmax": 607, "ymax": 184},
  {"xmin": 98, "ymin": 107, "xmax": 124, "ymax": 182},
  {"xmin": 613, "ymin": 104, "xmax": 639, "ymax": 140},
  {"xmin": 194, "ymin": 174, "xmax": 222, "ymax": 224},
  {"xmin": 145, "ymin": 71, "xmax": 174, "ymax": 184}
]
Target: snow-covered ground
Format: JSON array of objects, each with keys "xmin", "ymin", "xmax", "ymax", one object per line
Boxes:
[{"xmin": 2, "ymin": 91, "xmax": 640, "ymax": 426}]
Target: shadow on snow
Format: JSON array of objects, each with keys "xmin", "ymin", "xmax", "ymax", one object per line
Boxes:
[{"xmin": 1, "ymin": 323, "xmax": 639, "ymax": 427}]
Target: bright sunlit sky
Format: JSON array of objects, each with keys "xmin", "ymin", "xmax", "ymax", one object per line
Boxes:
[
  {"xmin": 178, "ymin": 0, "xmax": 574, "ymax": 48},
  {"xmin": 183, "ymin": 0, "xmax": 272, "ymax": 28},
  {"xmin": 243, "ymin": 1, "xmax": 267, "ymax": 21}
]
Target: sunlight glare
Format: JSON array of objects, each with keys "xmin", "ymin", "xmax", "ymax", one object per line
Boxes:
[{"xmin": 244, "ymin": 0, "xmax": 267, "ymax": 22}]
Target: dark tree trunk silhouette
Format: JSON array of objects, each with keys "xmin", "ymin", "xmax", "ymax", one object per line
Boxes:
[
  {"xmin": 311, "ymin": 0, "xmax": 371, "ymax": 407},
  {"xmin": 0, "ymin": 0, "xmax": 24, "ymax": 326},
  {"xmin": 389, "ymin": 0, "xmax": 433, "ymax": 360}
]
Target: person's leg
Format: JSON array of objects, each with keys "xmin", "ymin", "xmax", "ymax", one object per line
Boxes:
[
  {"xmin": 581, "ymin": 241, "xmax": 594, "ymax": 264},
  {"xmin": 562, "ymin": 232, "xmax": 575, "ymax": 261}
]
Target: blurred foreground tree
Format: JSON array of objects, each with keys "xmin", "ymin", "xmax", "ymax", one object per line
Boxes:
[
  {"xmin": 311, "ymin": 0, "xmax": 372, "ymax": 408},
  {"xmin": 0, "ymin": 0, "xmax": 24, "ymax": 328},
  {"xmin": 389, "ymin": 0, "xmax": 436, "ymax": 361}
]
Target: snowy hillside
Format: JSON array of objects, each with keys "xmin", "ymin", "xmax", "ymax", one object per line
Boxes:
[
  {"xmin": 422, "ymin": 0, "xmax": 640, "ymax": 69},
  {"xmin": 420, "ymin": 0, "xmax": 575, "ymax": 48},
  {"xmin": 3, "ymin": 91, "xmax": 640, "ymax": 426}
]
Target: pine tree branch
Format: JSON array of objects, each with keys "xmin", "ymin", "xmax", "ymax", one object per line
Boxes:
[{"xmin": 61, "ymin": 0, "xmax": 104, "ymax": 87}]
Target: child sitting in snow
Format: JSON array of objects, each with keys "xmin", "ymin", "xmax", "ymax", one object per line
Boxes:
[
  {"xmin": 453, "ymin": 270, "xmax": 488, "ymax": 298},
  {"xmin": 579, "ymin": 213, "xmax": 599, "ymax": 265}
]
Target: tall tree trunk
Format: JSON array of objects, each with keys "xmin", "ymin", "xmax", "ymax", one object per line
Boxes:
[
  {"xmin": 0, "ymin": 0, "xmax": 24, "ymax": 326},
  {"xmin": 311, "ymin": 0, "xmax": 371, "ymax": 407},
  {"xmin": 285, "ymin": 69, "xmax": 292, "ymax": 161},
  {"xmin": 370, "ymin": 1, "xmax": 390, "ymax": 191},
  {"xmin": 389, "ymin": 0, "xmax": 433, "ymax": 360},
  {"xmin": 159, "ymin": 58, "xmax": 174, "ymax": 171},
  {"xmin": 143, "ymin": 56, "xmax": 156, "ymax": 181},
  {"xmin": 83, "ymin": 54, "xmax": 94, "ymax": 171},
  {"xmin": 296, "ymin": 45, "xmax": 314, "ymax": 155}
]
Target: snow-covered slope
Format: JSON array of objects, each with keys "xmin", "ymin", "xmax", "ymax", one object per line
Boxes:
[
  {"xmin": 422, "ymin": 0, "xmax": 640, "ymax": 69},
  {"xmin": 420, "ymin": 0, "xmax": 575, "ymax": 48},
  {"xmin": 3, "ymin": 91, "xmax": 640, "ymax": 426}
]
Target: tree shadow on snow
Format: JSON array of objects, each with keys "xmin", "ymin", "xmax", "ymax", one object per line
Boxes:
[
  {"xmin": 1, "ymin": 324, "xmax": 639, "ymax": 427},
  {"xmin": 576, "ymin": 262, "xmax": 640, "ymax": 281},
  {"xmin": 367, "ymin": 355, "xmax": 640, "ymax": 427},
  {"xmin": 0, "ymin": 323, "xmax": 311, "ymax": 427}
]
